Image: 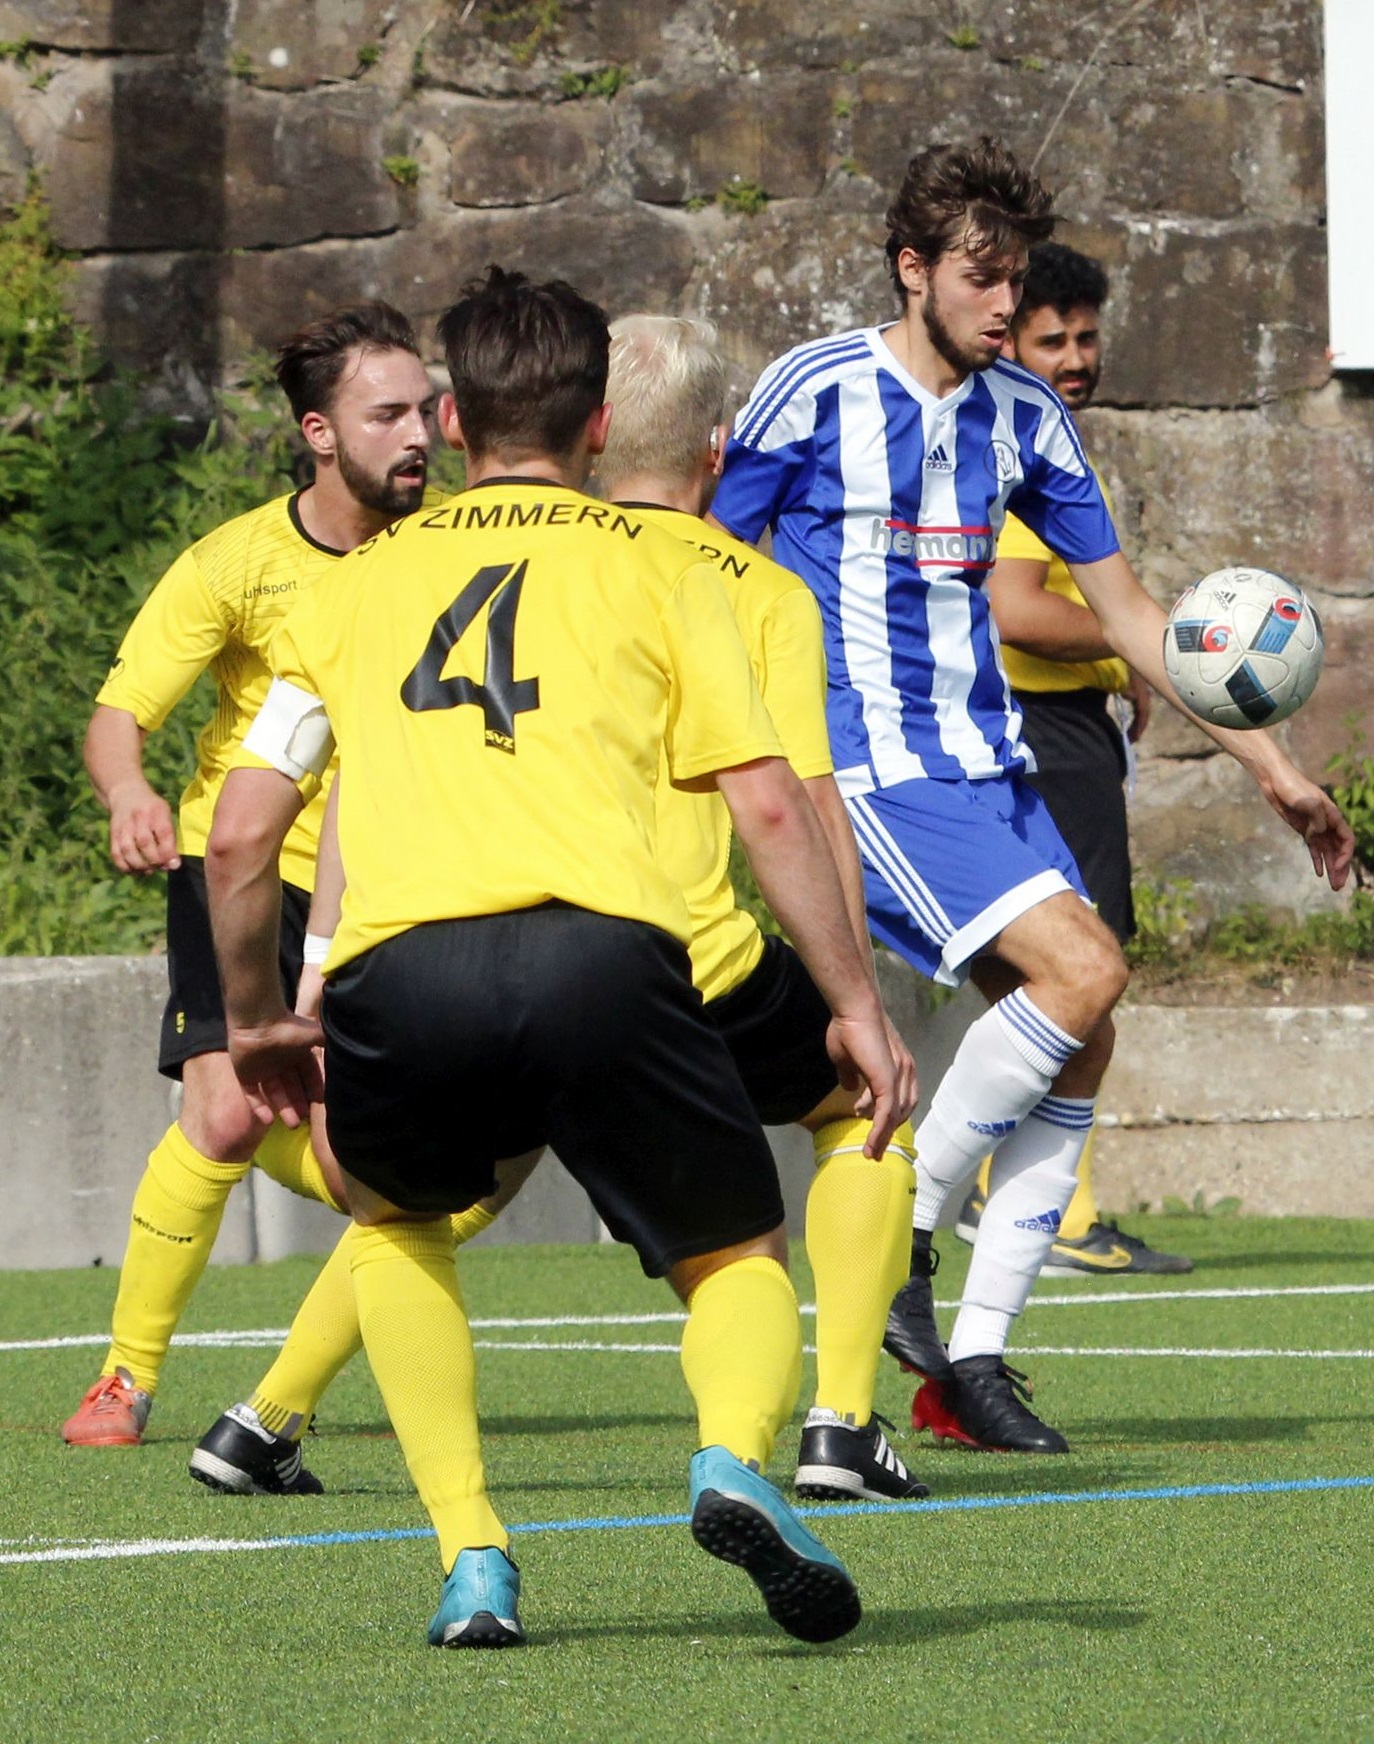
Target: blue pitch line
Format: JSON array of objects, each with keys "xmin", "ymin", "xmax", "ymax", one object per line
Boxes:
[{"xmin": 236, "ymin": 1474, "xmax": 1374, "ymax": 1555}]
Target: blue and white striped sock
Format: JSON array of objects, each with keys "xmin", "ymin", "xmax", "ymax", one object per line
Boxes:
[
  {"xmin": 948, "ymin": 1093, "xmax": 1096, "ymax": 1362},
  {"xmin": 910, "ymin": 992, "xmax": 1084, "ymax": 1229}
]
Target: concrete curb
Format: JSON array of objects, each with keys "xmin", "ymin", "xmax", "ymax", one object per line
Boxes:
[{"xmin": 2, "ymin": 956, "xmax": 1370, "ymax": 1270}]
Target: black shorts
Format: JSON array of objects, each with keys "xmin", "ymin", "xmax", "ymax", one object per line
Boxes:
[
  {"xmin": 708, "ymin": 934, "xmax": 837, "ymax": 1125},
  {"xmin": 158, "ymin": 857, "xmax": 312, "ymax": 1078},
  {"xmin": 1015, "ymin": 688, "xmax": 1135, "ymax": 943},
  {"xmin": 320, "ymin": 905, "xmax": 784, "ymax": 1277}
]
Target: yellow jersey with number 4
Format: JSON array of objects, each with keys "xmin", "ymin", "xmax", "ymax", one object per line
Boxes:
[
  {"xmin": 632, "ymin": 506, "xmax": 832, "ymax": 1002},
  {"xmin": 242, "ymin": 482, "xmax": 784, "ymax": 971}
]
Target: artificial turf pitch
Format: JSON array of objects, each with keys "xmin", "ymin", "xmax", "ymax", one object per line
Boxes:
[{"xmin": 2, "ymin": 1217, "xmax": 1372, "ymax": 1744}]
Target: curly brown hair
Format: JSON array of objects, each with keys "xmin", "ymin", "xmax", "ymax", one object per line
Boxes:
[{"xmin": 884, "ymin": 137, "xmax": 1057, "ymax": 295}]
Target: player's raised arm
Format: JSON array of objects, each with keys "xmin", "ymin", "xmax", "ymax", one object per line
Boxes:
[{"xmin": 1068, "ymin": 550, "xmax": 1354, "ymax": 888}]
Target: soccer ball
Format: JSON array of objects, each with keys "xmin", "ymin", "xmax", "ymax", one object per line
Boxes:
[{"xmin": 1162, "ymin": 567, "xmax": 1324, "ymax": 730}]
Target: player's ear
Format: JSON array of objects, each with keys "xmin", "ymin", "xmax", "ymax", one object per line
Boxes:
[
  {"xmin": 585, "ymin": 401, "xmax": 613, "ymax": 457},
  {"xmin": 709, "ymin": 421, "xmax": 728, "ymax": 479},
  {"xmin": 438, "ymin": 392, "xmax": 465, "ymax": 450},
  {"xmin": 895, "ymin": 246, "xmax": 928, "ymax": 298},
  {"xmin": 300, "ymin": 409, "xmax": 335, "ymax": 461}
]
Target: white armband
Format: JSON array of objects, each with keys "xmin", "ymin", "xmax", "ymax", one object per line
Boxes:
[
  {"xmin": 244, "ymin": 678, "xmax": 335, "ymax": 782},
  {"xmin": 302, "ymin": 932, "xmax": 333, "ymax": 967}
]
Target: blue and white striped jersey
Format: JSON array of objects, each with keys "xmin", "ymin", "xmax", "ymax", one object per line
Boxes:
[{"xmin": 712, "ymin": 326, "xmax": 1120, "ymax": 788}]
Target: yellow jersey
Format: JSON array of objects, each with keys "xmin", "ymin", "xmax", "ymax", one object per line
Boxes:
[
  {"xmin": 996, "ymin": 475, "xmax": 1128, "ymax": 696},
  {"xmin": 243, "ymin": 482, "xmax": 784, "ymax": 972},
  {"xmin": 629, "ymin": 506, "xmax": 832, "ymax": 1002},
  {"xmin": 96, "ymin": 492, "xmax": 346, "ymax": 891}
]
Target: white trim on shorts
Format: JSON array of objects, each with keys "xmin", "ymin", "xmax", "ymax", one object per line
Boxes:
[
  {"xmin": 939, "ymin": 869, "xmax": 1075, "ymax": 987},
  {"xmin": 851, "ymin": 787, "xmax": 1082, "ymax": 988}
]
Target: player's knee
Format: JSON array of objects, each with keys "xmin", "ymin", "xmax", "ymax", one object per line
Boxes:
[
  {"xmin": 668, "ymin": 1226, "xmax": 789, "ymax": 1305},
  {"xmin": 179, "ymin": 1087, "xmax": 271, "ymax": 1163},
  {"xmin": 1055, "ymin": 917, "xmax": 1128, "ymax": 1029}
]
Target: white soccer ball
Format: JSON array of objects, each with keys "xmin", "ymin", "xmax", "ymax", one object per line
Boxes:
[{"xmin": 1162, "ymin": 566, "xmax": 1324, "ymax": 730}]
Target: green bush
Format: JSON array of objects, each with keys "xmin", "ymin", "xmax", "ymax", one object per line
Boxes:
[{"xmin": 0, "ymin": 188, "xmax": 298, "ymax": 954}]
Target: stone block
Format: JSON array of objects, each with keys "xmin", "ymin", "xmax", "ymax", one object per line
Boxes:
[
  {"xmin": 1094, "ymin": 1119, "xmax": 1374, "ymax": 1219},
  {"xmin": 1083, "ymin": 405, "xmax": 1374, "ymax": 604},
  {"xmin": 1071, "ymin": 223, "xmax": 1328, "ymax": 409},
  {"xmin": 624, "ymin": 74, "xmax": 831, "ymax": 203},
  {"xmin": 689, "ymin": 204, "xmax": 890, "ymax": 390},
  {"xmin": 70, "ymin": 251, "xmax": 226, "ymax": 382},
  {"xmin": 0, "ymin": 957, "xmax": 253, "ymax": 1270},
  {"xmin": 1109, "ymin": 1003, "xmax": 1374, "ymax": 1123},
  {"xmin": 423, "ymin": 0, "xmax": 673, "ymax": 98},
  {"xmin": 44, "ymin": 64, "xmax": 398, "ymax": 251},
  {"xmin": 211, "ymin": 201, "xmax": 697, "ymax": 361},
  {"xmin": 849, "ymin": 62, "xmax": 1049, "ymax": 197},
  {"xmin": 1127, "ymin": 752, "xmax": 1352, "ymax": 919},
  {"xmin": 228, "ymin": 0, "xmax": 394, "ymax": 91},
  {"xmin": 1096, "ymin": 1001, "xmax": 1374, "ymax": 1216},
  {"xmin": 976, "ymin": 0, "xmax": 1320, "ymax": 93},
  {"xmin": 44, "ymin": 60, "xmax": 230, "ymax": 252},
  {"xmin": 0, "ymin": 82, "xmax": 27, "ymax": 212},
  {"xmin": 221, "ymin": 86, "xmax": 399, "ymax": 247},
  {"xmin": 707, "ymin": 0, "xmax": 944, "ymax": 72},
  {"xmin": 446, "ymin": 98, "xmax": 610, "ymax": 206},
  {"xmin": 0, "ymin": 0, "xmax": 203, "ymax": 53}
]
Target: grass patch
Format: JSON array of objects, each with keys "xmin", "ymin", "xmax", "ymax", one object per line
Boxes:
[{"xmin": 3, "ymin": 1225, "xmax": 1373, "ymax": 1741}]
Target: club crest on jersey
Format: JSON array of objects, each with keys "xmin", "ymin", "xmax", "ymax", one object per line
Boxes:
[{"xmin": 870, "ymin": 517, "xmax": 995, "ymax": 571}]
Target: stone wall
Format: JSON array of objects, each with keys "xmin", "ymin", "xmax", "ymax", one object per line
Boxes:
[{"xmin": 0, "ymin": 0, "xmax": 1368, "ymax": 914}]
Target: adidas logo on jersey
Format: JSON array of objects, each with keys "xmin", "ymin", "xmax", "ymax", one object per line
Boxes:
[
  {"xmin": 967, "ymin": 1118, "xmax": 1017, "ymax": 1137},
  {"xmin": 924, "ymin": 443, "xmax": 955, "ymax": 473},
  {"xmin": 1013, "ymin": 1210, "xmax": 1063, "ymax": 1235}
]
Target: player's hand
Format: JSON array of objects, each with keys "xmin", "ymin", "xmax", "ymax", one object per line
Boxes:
[
  {"xmin": 226, "ymin": 1011, "xmax": 324, "ymax": 1128},
  {"xmin": 1260, "ymin": 768, "xmax": 1356, "ymax": 890},
  {"xmin": 825, "ymin": 1007, "xmax": 914, "ymax": 1157},
  {"xmin": 883, "ymin": 1011, "xmax": 919, "ymax": 1119},
  {"xmin": 107, "ymin": 779, "xmax": 180, "ymax": 874}
]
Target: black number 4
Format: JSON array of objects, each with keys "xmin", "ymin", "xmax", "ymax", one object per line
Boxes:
[{"xmin": 400, "ymin": 561, "xmax": 540, "ymax": 752}]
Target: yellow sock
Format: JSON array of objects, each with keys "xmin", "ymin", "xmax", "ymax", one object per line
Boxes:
[
  {"xmin": 1058, "ymin": 1122, "xmax": 1100, "ymax": 1240},
  {"xmin": 349, "ymin": 1219, "xmax": 507, "ymax": 1572},
  {"xmin": 250, "ymin": 1207, "xmax": 502, "ymax": 1441},
  {"xmin": 251, "ymin": 1226, "xmax": 363, "ymax": 1438},
  {"xmin": 105, "ymin": 1124, "xmax": 250, "ymax": 1394},
  {"xmin": 807, "ymin": 1117, "xmax": 916, "ymax": 1423},
  {"xmin": 253, "ymin": 1123, "xmax": 345, "ymax": 1212},
  {"xmin": 449, "ymin": 1203, "xmax": 497, "ymax": 1247},
  {"xmin": 976, "ymin": 1154, "xmax": 992, "ymax": 1197},
  {"xmin": 680, "ymin": 1256, "xmax": 801, "ymax": 1468}
]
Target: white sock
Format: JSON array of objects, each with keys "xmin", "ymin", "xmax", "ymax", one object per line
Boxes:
[
  {"xmin": 948, "ymin": 1094, "xmax": 1095, "ymax": 1362},
  {"xmin": 912, "ymin": 989, "xmax": 1083, "ymax": 1229}
]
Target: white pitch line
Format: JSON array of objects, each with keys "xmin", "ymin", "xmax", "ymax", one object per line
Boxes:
[
  {"xmin": 1017, "ymin": 1346, "xmax": 1374, "ymax": 1360},
  {"xmin": 5, "ymin": 1281, "xmax": 1374, "ymax": 1356}
]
